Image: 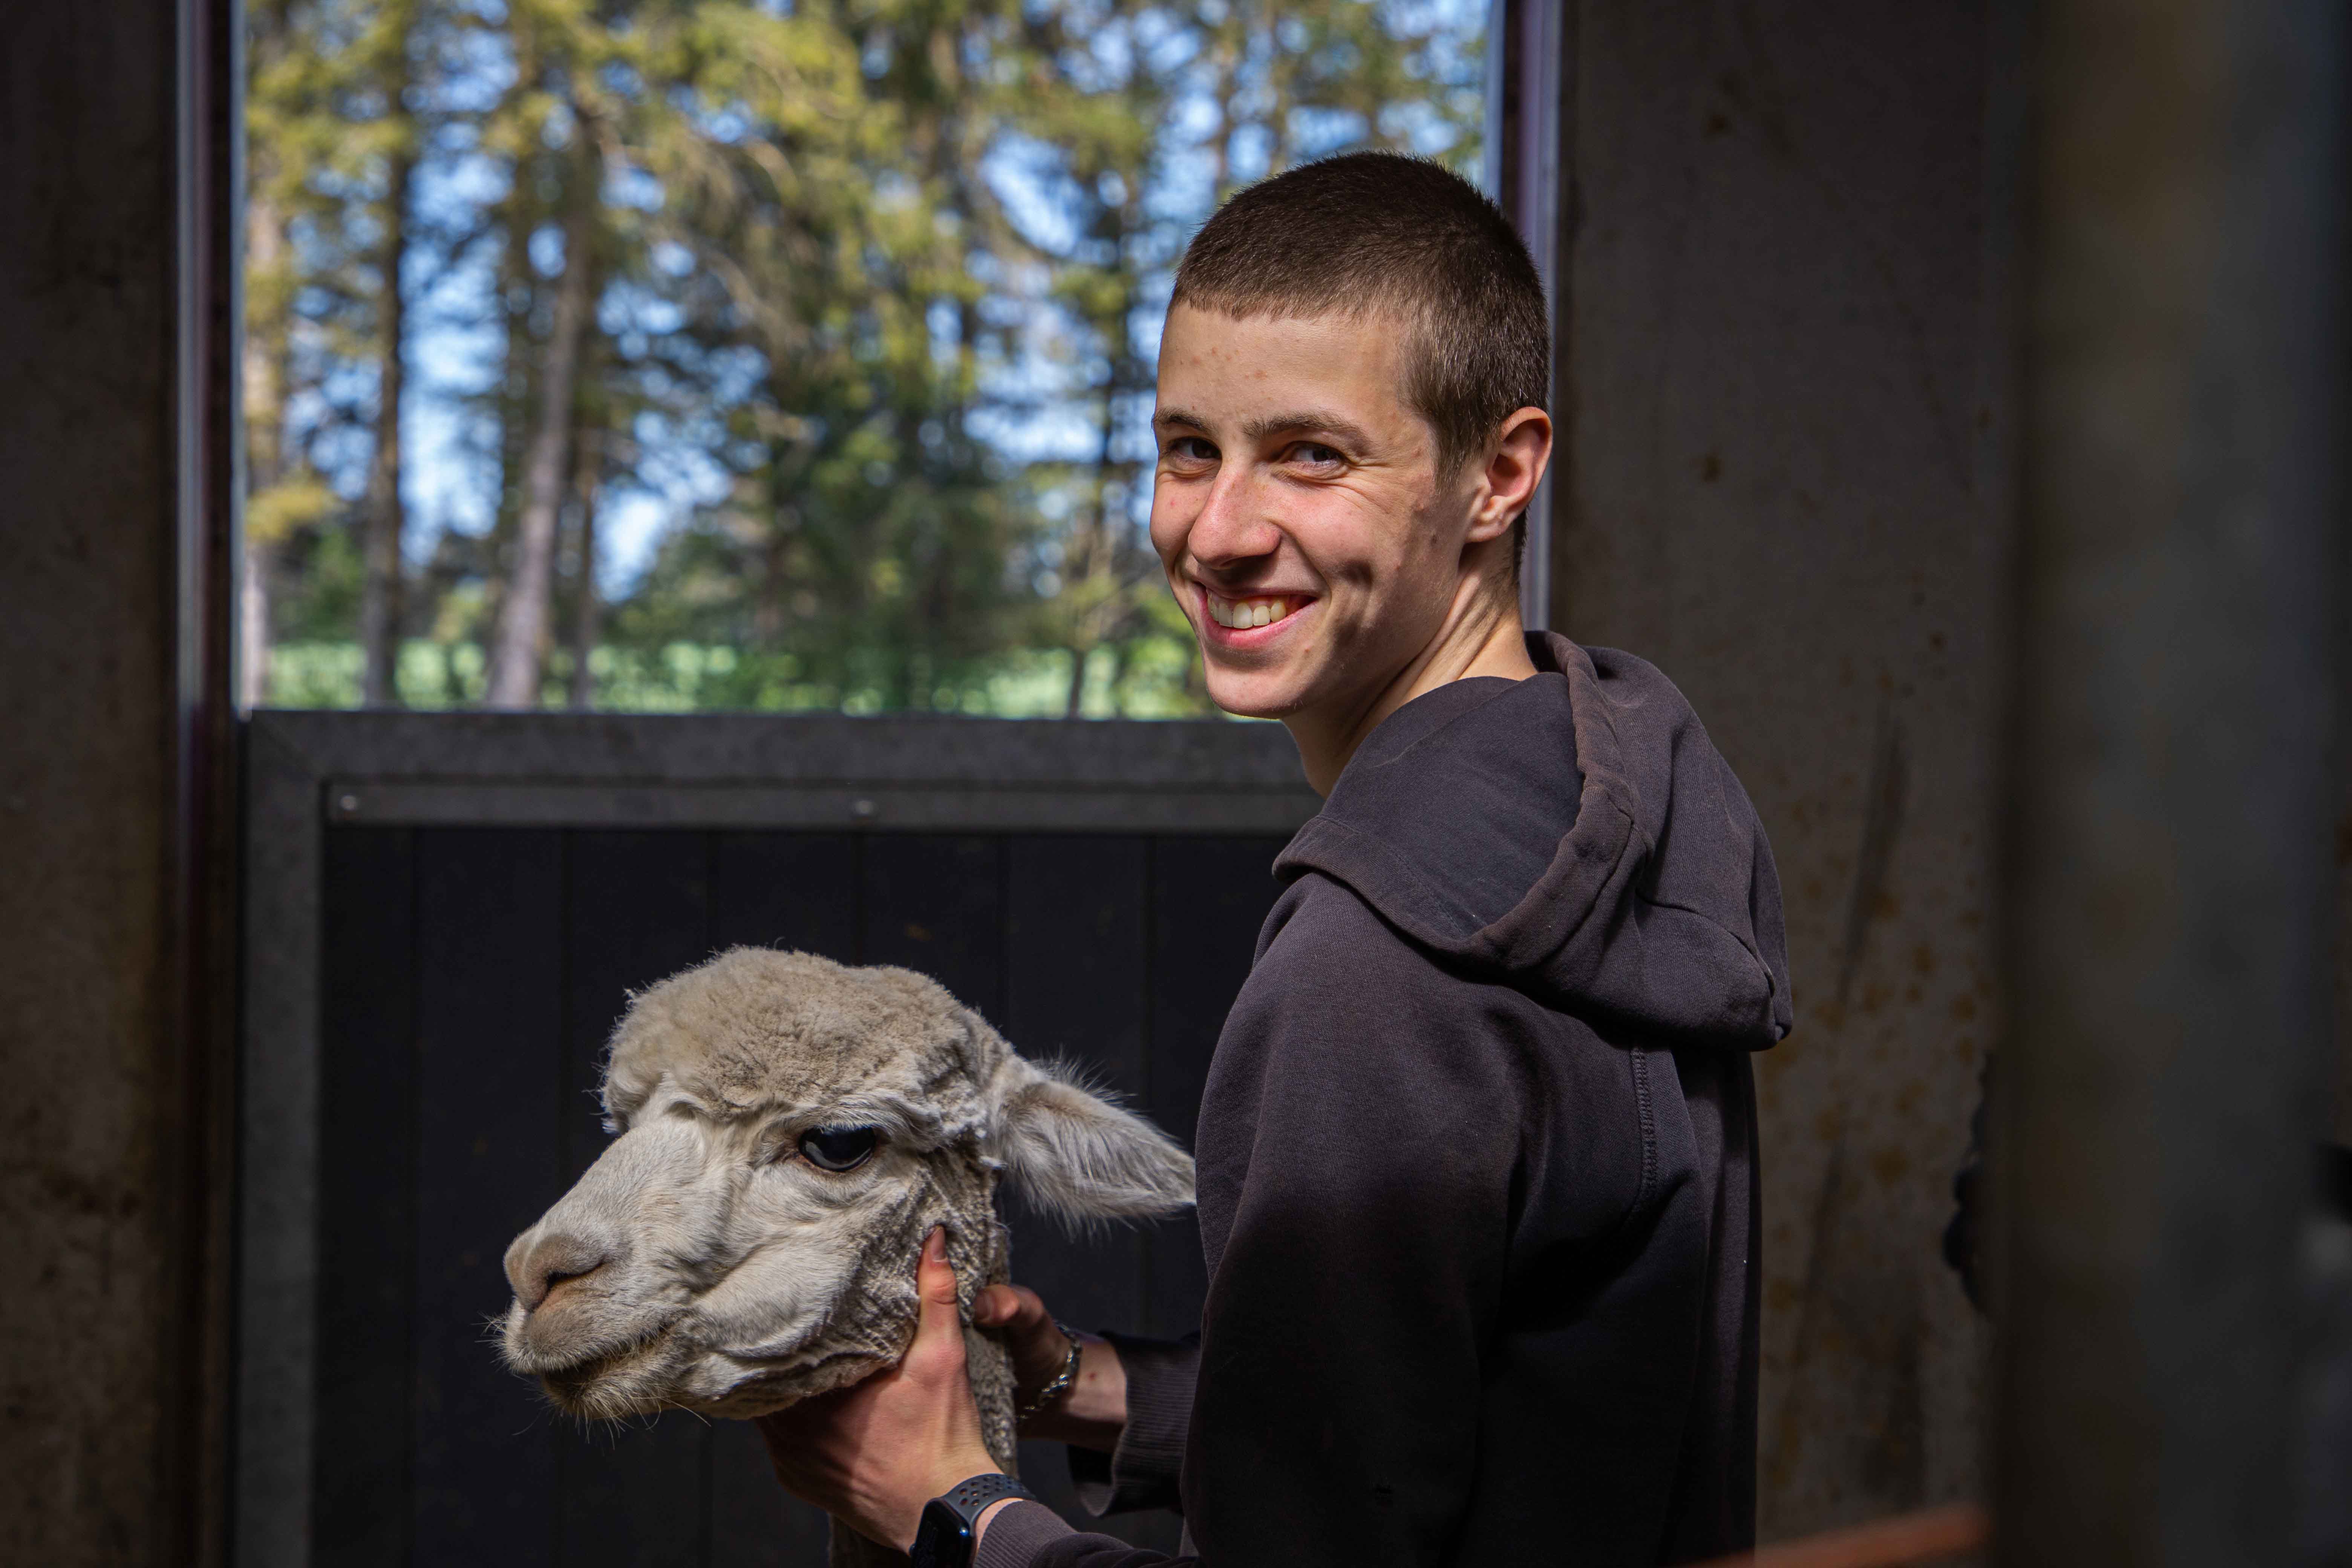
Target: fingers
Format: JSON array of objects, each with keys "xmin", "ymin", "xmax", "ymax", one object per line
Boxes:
[
  {"xmin": 971, "ymin": 1282, "xmax": 1044, "ymax": 1328},
  {"xmin": 969, "ymin": 1280, "xmax": 1076, "ymax": 1404}
]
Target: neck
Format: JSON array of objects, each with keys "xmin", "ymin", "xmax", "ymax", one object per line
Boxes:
[{"xmin": 1283, "ymin": 570, "xmax": 1538, "ymax": 796}]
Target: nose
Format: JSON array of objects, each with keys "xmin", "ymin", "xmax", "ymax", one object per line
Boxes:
[
  {"xmin": 1186, "ymin": 469, "xmax": 1282, "ymax": 574},
  {"xmin": 505, "ymin": 1230, "xmax": 612, "ymax": 1312}
]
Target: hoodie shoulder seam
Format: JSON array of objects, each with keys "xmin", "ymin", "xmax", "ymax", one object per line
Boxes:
[{"xmin": 1275, "ymin": 814, "xmax": 1488, "ymax": 956}]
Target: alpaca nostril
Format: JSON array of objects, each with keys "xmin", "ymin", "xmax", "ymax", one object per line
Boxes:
[{"xmin": 508, "ymin": 1232, "xmax": 612, "ymax": 1313}]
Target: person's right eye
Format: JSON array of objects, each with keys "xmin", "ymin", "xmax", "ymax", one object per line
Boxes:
[{"xmin": 1166, "ymin": 436, "xmax": 1217, "ymax": 464}]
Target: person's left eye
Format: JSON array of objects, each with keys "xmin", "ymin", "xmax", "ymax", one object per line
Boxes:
[
  {"xmin": 798, "ymin": 1125, "xmax": 880, "ymax": 1171},
  {"xmin": 1291, "ymin": 442, "xmax": 1343, "ymax": 467}
]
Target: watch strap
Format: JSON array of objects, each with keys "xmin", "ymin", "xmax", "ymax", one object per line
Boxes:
[{"xmin": 910, "ymin": 1473, "xmax": 1037, "ymax": 1568}]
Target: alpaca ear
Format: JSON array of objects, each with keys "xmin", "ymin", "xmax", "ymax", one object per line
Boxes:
[{"xmin": 991, "ymin": 1057, "xmax": 1195, "ymax": 1226}]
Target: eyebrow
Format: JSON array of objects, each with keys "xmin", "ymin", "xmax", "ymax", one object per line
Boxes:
[{"xmin": 1153, "ymin": 406, "xmax": 1374, "ymax": 450}]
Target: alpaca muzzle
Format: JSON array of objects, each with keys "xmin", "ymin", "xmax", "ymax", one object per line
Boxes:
[{"xmin": 507, "ymin": 1228, "xmax": 612, "ymax": 1312}]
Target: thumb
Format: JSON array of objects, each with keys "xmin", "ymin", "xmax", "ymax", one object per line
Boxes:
[{"xmin": 912, "ymin": 1227, "xmax": 965, "ymax": 1354}]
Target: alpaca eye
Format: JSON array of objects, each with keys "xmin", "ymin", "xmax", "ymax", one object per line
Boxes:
[{"xmin": 798, "ymin": 1125, "xmax": 879, "ymax": 1172}]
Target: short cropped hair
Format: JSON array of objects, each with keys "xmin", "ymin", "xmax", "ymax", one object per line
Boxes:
[{"xmin": 1171, "ymin": 151, "xmax": 1550, "ymax": 483}]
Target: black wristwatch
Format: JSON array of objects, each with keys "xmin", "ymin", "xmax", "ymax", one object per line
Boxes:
[{"xmin": 909, "ymin": 1472, "xmax": 1038, "ymax": 1568}]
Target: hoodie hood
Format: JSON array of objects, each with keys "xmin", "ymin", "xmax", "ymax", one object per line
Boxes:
[{"xmin": 1273, "ymin": 634, "xmax": 1792, "ymax": 1048}]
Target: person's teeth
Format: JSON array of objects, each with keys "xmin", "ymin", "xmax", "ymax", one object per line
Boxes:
[{"xmin": 1208, "ymin": 594, "xmax": 1295, "ymax": 628}]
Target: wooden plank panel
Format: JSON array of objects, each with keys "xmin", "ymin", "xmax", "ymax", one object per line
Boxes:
[
  {"xmin": 710, "ymin": 832, "xmax": 861, "ymax": 961},
  {"xmin": 709, "ymin": 1419, "xmax": 835, "ymax": 1568},
  {"xmin": 1142, "ymin": 836, "xmax": 1289, "ymax": 1339},
  {"xmin": 314, "ymin": 827, "xmax": 419, "ymax": 1568},
  {"xmin": 861, "ymin": 835, "xmax": 1005, "ymax": 1019},
  {"xmin": 1002, "ymin": 836, "xmax": 1149, "ymax": 1097},
  {"xmin": 411, "ymin": 829, "xmax": 566, "ymax": 1566},
  {"xmin": 710, "ymin": 830, "xmax": 864, "ymax": 1565},
  {"xmin": 1000, "ymin": 837, "xmax": 1169, "ymax": 1545},
  {"xmin": 554, "ymin": 831, "xmax": 716, "ymax": 1567}
]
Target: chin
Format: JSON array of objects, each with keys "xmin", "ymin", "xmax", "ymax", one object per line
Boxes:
[
  {"xmin": 1199, "ymin": 652, "xmax": 1312, "ymax": 718},
  {"xmin": 1210, "ymin": 692, "xmax": 1291, "ymax": 721},
  {"xmin": 692, "ymin": 1347, "xmax": 896, "ymax": 1418},
  {"xmin": 1205, "ymin": 674, "xmax": 1311, "ymax": 723},
  {"xmin": 530, "ymin": 1326, "xmax": 694, "ymax": 1421}
]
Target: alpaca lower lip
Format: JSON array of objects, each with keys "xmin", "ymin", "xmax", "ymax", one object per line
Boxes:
[
  {"xmin": 522, "ymin": 1317, "xmax": 674, "ymax": 1383},
  {"xmin": 534, "ymin": 1336, "xmax": 674, "ymax": 1419},
  {"xmin": 540, "ymin": 1344, "xmax": 635, "ymax": 1388}
]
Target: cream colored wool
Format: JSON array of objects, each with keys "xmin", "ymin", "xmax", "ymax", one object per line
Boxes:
[{"xmin": 496, "ymin": 947, "xmax": 1194, "ymax": 1564}]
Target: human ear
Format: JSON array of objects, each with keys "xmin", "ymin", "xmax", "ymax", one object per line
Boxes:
[
  {"xmin": 1469, "ymin": 406, "xmax": 1554, "ymax": 542},
  {"xmin": 987, "ymin": 1053, "xmax": 1196, "ymax": 1227}
]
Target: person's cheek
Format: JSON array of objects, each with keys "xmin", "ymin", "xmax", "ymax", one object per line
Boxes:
[{"xmin": 1147, "ymin": 494, "xmax": 1191, "ymax": 580}]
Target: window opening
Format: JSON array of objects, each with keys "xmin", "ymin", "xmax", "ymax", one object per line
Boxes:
[{"xmin": 241, "ymin": 0, "xmax": 1488, "ymax": 717}]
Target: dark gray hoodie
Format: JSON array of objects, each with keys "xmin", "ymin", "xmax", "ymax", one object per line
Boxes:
[{"xmin": 981, "ymin": 635, "xmax": 1791, "ymax": 1568}]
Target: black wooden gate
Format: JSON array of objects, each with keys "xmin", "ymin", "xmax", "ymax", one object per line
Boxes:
[{"xmin": 236, "ymin": 714, "xmax": 1318, "ymax": 1568}]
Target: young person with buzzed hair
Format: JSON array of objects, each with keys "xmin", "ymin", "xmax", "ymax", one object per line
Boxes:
[{"xmin": 759, "ymin": 151, "xmax": 1792, "ymax": 1568}]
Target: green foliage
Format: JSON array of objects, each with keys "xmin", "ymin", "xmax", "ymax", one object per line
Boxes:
[{"xmin": 244, "ymin": 0, "xmax": 1483, "ymax": 714}]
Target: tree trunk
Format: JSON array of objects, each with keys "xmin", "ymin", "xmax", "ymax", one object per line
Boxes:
[
  {"xmin": 240, "ymin": 192, "xmax": 287, "ymax": 709},
  {"xmin": 1064, "ymin": 263, "xmax": 1133, "ymax": 721},
  {"xmin": 485, "ymin": 150, "xmax": 597, "ymax": 708},
  {"xmin": 360, "ymin": 144, "xmax": 413, "ymax": 707},
  {"xmin": 754, "ymin": 443, "xmax": 795, "ymax": 646},
  {"xmin": 1104, "ymin": 640, "xmax": 1129, "ymax": 718},
  {"xmin": 566, "ymin": 428, "xmax": 600, "ymax": 709},
  {"xmin": 474, "ymin": 237, "xmax": 532, "ymax": 680}
]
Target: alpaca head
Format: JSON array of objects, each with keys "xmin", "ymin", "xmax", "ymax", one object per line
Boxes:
[{"xmin": 497, "ymin": 946, "xmax": 1194, "ymax": 1421}]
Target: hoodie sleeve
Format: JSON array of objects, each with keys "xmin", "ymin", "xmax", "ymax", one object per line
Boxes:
[
  {"xmin": 1067, "ymin": 1332, "xmax": 1199, "ymax": 1515},
  {"xmin": 1176, "ymin": 877, "xmax": 1525, "ymax": 1567}
]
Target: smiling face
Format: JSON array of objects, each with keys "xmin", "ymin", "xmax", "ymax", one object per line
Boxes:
[
  {"xmin": 496, "ymin": 948, "xmax": 1194, "ymax": 1423},
  {"xmin": 1149, "ymin": 303, "xmax": 1544, "ymax": 743}
]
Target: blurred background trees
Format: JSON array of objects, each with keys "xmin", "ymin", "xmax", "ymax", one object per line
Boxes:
[{"xmin": 243, "ymin": 0, "xmax": 1482, "ymax": 714}]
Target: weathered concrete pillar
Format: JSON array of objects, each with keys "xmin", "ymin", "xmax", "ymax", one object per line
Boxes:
[
  {"xmin": 1996, "ymin": 0, "xmax": 2345, "ymax": 1563},
  {"xmin": 0, "ymin": 0, "xmax": 239, "ymax": 1562},
  {"xmin": 1542, "ymin": 0, "xmax": 2013, "ymax": 1536}
]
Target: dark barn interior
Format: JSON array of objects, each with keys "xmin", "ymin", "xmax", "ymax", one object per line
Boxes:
[{"xmin": 5, "ymin": 0, "xmax": 2352, "ymax": 1565}]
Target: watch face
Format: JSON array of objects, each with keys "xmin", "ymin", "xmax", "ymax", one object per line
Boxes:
[{"xmin": 911, "ymin": 1497, "xmax": 974, "ymax": 1568}]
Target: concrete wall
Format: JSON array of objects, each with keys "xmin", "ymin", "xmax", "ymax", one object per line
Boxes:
[
  {"xmin": 0, "ymin": 0, "xmax": 237, "ymax": 1561},
  {"xmin": 1545, "ymin": 0, "xmax": 2010, "ymax": 1537}
]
